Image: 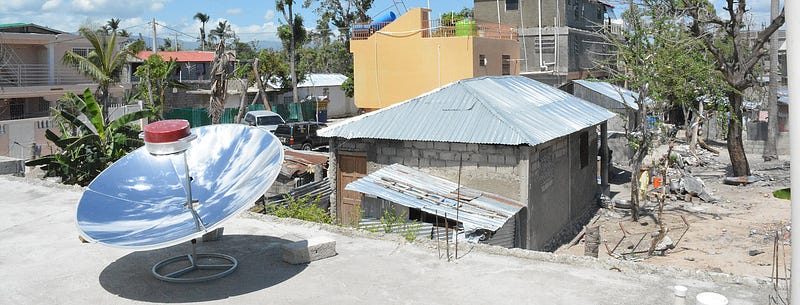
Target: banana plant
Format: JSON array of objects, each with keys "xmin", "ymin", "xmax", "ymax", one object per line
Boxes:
[{"xmin": 26, "ymin": 89, "xmax": 152, "ymax": 186}]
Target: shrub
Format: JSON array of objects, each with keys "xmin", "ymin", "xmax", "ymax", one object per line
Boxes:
[{"xmin": 266, "ymin": 194, "xmax": 332, "ymax": 224}]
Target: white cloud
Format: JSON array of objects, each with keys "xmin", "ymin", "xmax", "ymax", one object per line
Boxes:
[
  {"xmin": 264, "ymin": 10, "xmax": 276, "ymax": 21},
  {"xmin": 227, "ymin": 8, "xmax": 243, "ymax": 15},
  {"xmin": 42, "ymin": 0, "xmax": 62, "ymax": 10},
  {"xmin": 151, "ymin": 2, "xmax": 164, "ymax": 11}
]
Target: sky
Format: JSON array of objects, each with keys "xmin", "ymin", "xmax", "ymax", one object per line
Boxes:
[{"xmin": 0, "ymin": 0, "xmax": 778, "ymax": 46}]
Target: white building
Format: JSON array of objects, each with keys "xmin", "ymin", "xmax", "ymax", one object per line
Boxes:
[{"xmin": 272, "ymin": 73, "xmax": 358, "ymax": 119}]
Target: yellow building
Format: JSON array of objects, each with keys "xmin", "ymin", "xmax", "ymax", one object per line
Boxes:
[{"xmin": 350, "ymin": 8, "xmax": 520, "ymax": 110}]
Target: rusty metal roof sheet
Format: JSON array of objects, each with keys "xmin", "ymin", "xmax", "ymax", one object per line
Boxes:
[
  {"xmin": 345, "ymin": 163, "xmax": 524, "ymax": 232},
  {"xmin": 281, "ymin": 148, "xmax": 328, "ymax": 177},
  {"xmin": 318, "ymin": 76, "xmax": 614, "ymax": 145}
]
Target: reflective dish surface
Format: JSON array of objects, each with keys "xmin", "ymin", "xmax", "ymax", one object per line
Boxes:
[{"xmin": 76, "ymin": 124, "xmax": 284, "ymax": 250}]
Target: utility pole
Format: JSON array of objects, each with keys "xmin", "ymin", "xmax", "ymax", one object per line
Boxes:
[
  {"xmin": 152, "ymin": 18, "xmax": 158, "ymax": 54},
  {"xmin": 763, "ymin": 0, "xmax": 780, "ymax": 161},
  {"xmin": 175, "ymin": 33, "xmax": 179, "ymax": 51}
]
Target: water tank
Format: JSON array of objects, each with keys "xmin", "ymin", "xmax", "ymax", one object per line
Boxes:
[{"xmin": 455, "ymin": 19, "xmax": 477, "ymax": 36}]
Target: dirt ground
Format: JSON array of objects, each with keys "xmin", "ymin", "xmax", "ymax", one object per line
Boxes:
[{"xmin": 556, "ymin": 141, "xmax": 792, "ymax": 280}]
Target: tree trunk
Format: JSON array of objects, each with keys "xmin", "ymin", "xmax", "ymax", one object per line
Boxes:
[
  {"xmin": 763, "ymin": 0, "xmax": 780, "ymax": 161},
  {"xmin": 689, "ymin": 102, "xmax": 703, "ymax": 155},
  {"xmin": 101, "ymin": 84, "xmax": 109, "ymax": 122},
  {"xmin": 235, "ymin": 79, "xmax": 248, "ymax": 124},
  {"xmin": 727, "ymin": 91, "xmax": 751, "ymax": 176},
  {"xmin": 251, "ymin": 58, "xmax": 271, "ymax": 110}
]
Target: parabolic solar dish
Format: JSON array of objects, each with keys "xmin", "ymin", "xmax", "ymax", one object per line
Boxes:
[{"xmin": 76, "ymin": 124, "xmax": 283, "ymax": 250}]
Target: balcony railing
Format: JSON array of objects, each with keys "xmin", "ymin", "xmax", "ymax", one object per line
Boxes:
[
  {"xmin": 0, "ymin": 64, "xmax": 93, "ymax": 87},
  {"xmin": 351, "ymin": 19, "xmax": 518, "ymax": 41}
]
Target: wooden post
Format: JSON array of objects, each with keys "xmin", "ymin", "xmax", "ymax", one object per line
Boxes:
[{"xmin": 600, "ymin": 122, "xmax": 609, "ymax": 197}]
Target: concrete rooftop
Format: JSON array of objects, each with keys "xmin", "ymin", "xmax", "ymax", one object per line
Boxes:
[{"xmin": 0, "ymin": 176, "xmax": 771, "ymax": 304}]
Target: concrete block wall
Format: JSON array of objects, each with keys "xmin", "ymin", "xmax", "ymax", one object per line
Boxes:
[
  {"xmin": 163, "ymin": 80, "xmax": 212, "ymax": 110},
  {"xmin": 368, "ymin": 139, "xmax": 523, "ymax": 201},
  {"xmin": 526, "ymin": 126, "xmax": 600, "ymax": 251},
  {"xmin": 743, "ymin": 132, "xmax": 790, "ymax": 155}
]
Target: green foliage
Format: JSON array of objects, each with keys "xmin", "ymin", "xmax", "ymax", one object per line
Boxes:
[
  {"xmin": 251, "ymin": 48, "xmax": 308, "ymax": 94},
  {"xmin": 341, "ymin": 71, "xmax": 354, "ymax": 98},
  {"xmin": 25, "ymin": 89, "xmax": 152, "ymax": 186},
  {"xmin": 266, "ymin": 194, "xmax": 332, "ymax": 224},
  {"xmin": 440, "ymin": 8, "xmax": 473, "ymax": 26},
  {"xmin": 63, "ymin": 27, "xmax": 135, "ymax": 119},
  {"xmin": 278, "ymin": 15, "xmax": 308, "ymax": 51},
  {"xmin": 365, "ymin": 207, "xmax": 422, "ymax": 243},
  {"xmin": 134, "ymin": 54, "xmax": 187, "ymax": 119},
  {"xmin": 773, "ymin": 188, "xmax": 790, "ymax": 200},
  {"xmin": 307, "ymin": 0, "xmax": 375, "ymax": 40}
]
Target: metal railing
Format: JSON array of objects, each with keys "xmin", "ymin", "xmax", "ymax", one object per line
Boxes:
[
  {"xmin": 351, "ymin": 19, "xmax": 518, "ymax": 41},
  {"xmin": 0, "ymin": 64, "xmax": 92, "ymax": 87}
]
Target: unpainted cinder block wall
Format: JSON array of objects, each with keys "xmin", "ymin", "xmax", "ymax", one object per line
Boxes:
[
  {"xmin": 366, "ymin": 139, "xmax": 524, "ymax": 201},
  {"xmin": 526, "ymin": 126, "xmax": 599, "ymax": 251}
]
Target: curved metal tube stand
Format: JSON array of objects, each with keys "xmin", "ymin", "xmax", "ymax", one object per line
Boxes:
[
  {"xmin": 152, "ymin": 239, "xmax": 238, "ymax": 283},
  {"xmin": 151, "ymin": 152, "xmax": 238, "ymax": 283}
]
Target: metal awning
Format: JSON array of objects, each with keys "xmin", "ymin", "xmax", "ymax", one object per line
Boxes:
[{"xmin": 345, "ymin": 164, "xmax": 524, "ymax": 232}]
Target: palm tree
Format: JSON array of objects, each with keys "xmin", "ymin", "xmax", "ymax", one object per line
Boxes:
[
  {"xmin": 193, "ymin": 12, "xmax": 210, "ymax": 51},
  {"xmin": 106, "ymin": 18, "xmax": 121, "ymax": 34},
  {"xmin": 62, "ymin": 28, "xmax": 134, "ymax": 121},
  {"xmin": 209, "ymin": 20, "xmax": 231, "ymax": 44}
]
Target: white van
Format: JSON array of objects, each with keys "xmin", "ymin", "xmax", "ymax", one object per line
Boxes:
[{"xmin": 243, "ymin": 110, "xmax": 285, "ymax": 133}]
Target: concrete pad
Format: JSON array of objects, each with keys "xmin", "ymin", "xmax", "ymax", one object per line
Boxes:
[
  {"xmin": 281, "ymin": 237, "xmax": 337, "ymax": 264},
  {"xmin": 0, "ymin": 156, "xmax": 24, "ymax": 175},
  {"xmin": 0, "ymin": 176, "xmax": 773, "ymax": 305}
]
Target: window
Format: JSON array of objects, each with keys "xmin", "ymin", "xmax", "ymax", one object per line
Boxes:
[
  {"xmin": 502, "ymin": 55, "xmax": 511, "ymax": 75},
  {"xmin": 10, "ymin": 101, "xmax": 24, "ymax": 120},
  {"xmin": 479, "ymin": 54, "xmax": 487, "ymax": 67},
  {"xmin": 71, "ymin": 47, "xmax": 93, "ymax": 57},
  {"xmin": 580, "ymin": 131, "xmax": 589, "ymax": 168},
  {"xmin": 506, "ymin": 0, "xmax": 519, "ymax": 11}
]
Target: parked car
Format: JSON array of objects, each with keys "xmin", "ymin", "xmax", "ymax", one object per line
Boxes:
[
  {"xmin": 273, "ymin": 122, "xmax": 328, "ymax": 150},
  {"xmin": 243, "ymin": 110, "xmax": 285, "ymax": 133}
]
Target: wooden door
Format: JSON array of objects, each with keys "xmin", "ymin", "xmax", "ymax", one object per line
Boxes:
[{"xmin": 337, "ymin": 153, "xmax": 367, "ymax": 225}]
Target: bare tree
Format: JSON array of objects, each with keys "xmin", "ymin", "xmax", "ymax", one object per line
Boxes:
[{"xmin": 680, "ymin": 0, "xmax": 785, "ymax": 176}]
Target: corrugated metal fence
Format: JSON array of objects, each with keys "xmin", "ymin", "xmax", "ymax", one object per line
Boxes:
[{"xmin": 165, "ymin": 101, "xmax": 324, "ymax": 127}]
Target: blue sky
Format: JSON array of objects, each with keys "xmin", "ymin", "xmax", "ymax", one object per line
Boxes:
[{"xmin": 0, "ymin": 0, "xmax": 777, "ymax": 45}]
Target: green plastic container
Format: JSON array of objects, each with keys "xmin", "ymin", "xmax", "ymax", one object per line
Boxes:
[{"xmin": 455, "ymin": 20, "xmax": 477, "ymax": 37}]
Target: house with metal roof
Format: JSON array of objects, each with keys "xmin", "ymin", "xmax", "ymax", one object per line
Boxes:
[
  {"xmin": 561, "ymin": 80, "xmax": 642, "ymax": 162},
  {"xmin": 270, "ymin": 73, "xmax": 358, "ymax": 119},
  {"xmin": 319, "ymin": 75, "xmax": 614, "ymax": 251}
]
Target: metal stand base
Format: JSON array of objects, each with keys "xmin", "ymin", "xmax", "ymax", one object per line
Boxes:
[{"xmin": 152, "ymin": 240, "xmax": 238, "ymax": 283}]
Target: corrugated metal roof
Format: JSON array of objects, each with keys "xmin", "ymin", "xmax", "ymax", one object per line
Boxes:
[
  {"xmin": 282, "ymin": 148, "xmax": 329, "ymax": 177},
  {"xmin": 319, "ymin": 76, "xmax": 614, "ymax": 145},
  {"xmin": 136, "ymin": 51, "xmax": 215, "ymax": 62},
  {"xmin": 268, "ymin": 73, "xmax": 347, "ymax": 88},
  {"xmin": 573, "ymin": 80, "xmax": 640, "ymax": 110},
  {"xmin": 345, "ymin": 164, "xmax": 524, "ymax": 232}
]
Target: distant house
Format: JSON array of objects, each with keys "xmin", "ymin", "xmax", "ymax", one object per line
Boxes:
[
  {"xmin": 350, "ymin": 8, "xmax": 520, "ymax": 111},
  {"xmin": 131, "ymin": 51, "xmax": 215, "ymax": 81},
  {"xmin": 0, "ymin": 23, "xmax": 131, "ymax": 159},
  {"xmin": 130, "ymin": 51, "xmax": 250, "ymax": 112},
  {"xmin": 271, "ymin": 73, "xmax": 358, "ymax": 119},
  {"xmin": 562, "ymin": 80, "xmax": 639, "ymax": 161},
  {"xmin": 319, "ymin": 76, "xmax": 614, "ymax": 251}
]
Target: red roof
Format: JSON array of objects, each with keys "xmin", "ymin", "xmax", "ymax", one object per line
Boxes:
[{"xmin": 135, "ymin": 51, "xmax": 216, "ymax": 62}]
